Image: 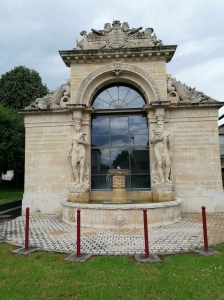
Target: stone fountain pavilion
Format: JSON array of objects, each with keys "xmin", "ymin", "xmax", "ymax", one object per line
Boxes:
[{"xmin": 20, "ymin": 21, "xmax": 224, "ymax": 228}]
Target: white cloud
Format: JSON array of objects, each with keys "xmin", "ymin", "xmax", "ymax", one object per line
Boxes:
[
  {"xmin": 169, "ymin": 57, "xmax": 224, "ymax": 101},
  {"xmin": 0, "ymin": 0, "xmax": 223, "ymax": 118}
]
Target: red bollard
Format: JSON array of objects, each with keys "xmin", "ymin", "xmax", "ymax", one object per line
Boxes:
[
  {"xmin": 25, "ymin": 207, "xmax": 30, "ymax": 250},
  {"xmin": 76, "ymin": 209, "xmax": 81, "ymax": 257},
  {"xmin": 143, "ymin": 208, "xmax": 149, "ymax": 258},
  {"xmin": 201, "ymin": 206, "xmax": 208, "ymax": 252}
]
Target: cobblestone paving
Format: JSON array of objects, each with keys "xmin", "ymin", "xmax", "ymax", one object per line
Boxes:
[{"xmin": 0, "ymin": 213, "xmax": 224, "ymax": 255}]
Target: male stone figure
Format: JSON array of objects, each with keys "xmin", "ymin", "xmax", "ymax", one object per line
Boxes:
[
  {"xmin": 67, "ymin": 121, "xmax": 89, "ymax": 184},
  {"xmin": 150, "ymin": 120, "xmax": 172, "ymax": 184}
]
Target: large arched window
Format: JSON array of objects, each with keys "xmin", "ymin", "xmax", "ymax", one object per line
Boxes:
[
  {"xmin": 91, "ymin": 84, "xmax": 150, "ymax": 190},
  {"xmin": 93, "ymin": 84, "xmax": 145, "ymax": 109}
]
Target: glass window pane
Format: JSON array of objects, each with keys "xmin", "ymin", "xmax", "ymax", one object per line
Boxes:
[
  {"xmin": 111, "ymin": 148, "xmax": 130, "ymax": 169},
  {"xmin": 128, "ymin": 97, "xmax": 145, "ymax": 108},
  {"xmin": 97, "ymin": 90, "xmax": 113, "ymax": 102},
  {"xmin": 92, "ymin": 136, "xmax": 109, "ymax": 147},
  {"xmin": 91, "ymin": 175, "xmax": 109, "ymax": 190},
  {"xmin": 91, "ymin": 148, "xmax": 110, "ymax": 174},
  {"xmin": 92, "ymin": 118, "xmax": 109, "ymax": 135},
  {"xmin": 92, "ymin": 85, "xmax": 145, "ymax": 109},
  {"xmin": 109, "ymin": 100, "xmax": 128, "ymax": 109},
  {"xmin": 107, "ymin": 86, "xmax": 118, "ymax": 100},
  {"xmin": 131, "ymin": 148, "xmax": 149, "ymax": 174},
  {"xmin": 129, "ymin": 116, "xmax": 148, "ymax": 135},
  {"xmin": 118, "ymin": 86, "xmax": 130, "ymax": 101},
  {"xmin": 93, "ymin": 99, "xmax": 110, "ymax": 109},
  {"xmin": 219, "ymin": 135, "xmax": 224, "ymax": 144},
  {"xmin": 130, "ymin": 134, "xmax": 148, "ymax": 146},
  {"xmin": 124, "ymin": 89, "xmax": 139, "ymax": 101},
  {"xmin": 130, "ymin": 175, "xmax": 150, "ymax": 188},
  {"xmin": 110, "ymin": 135, "xmax": 129, "ymax": 146},
  {"xmin": 110, "ymin": 117, "xmax": 128, "ymax": 134}
]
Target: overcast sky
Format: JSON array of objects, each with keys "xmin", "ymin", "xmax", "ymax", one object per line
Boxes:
[{"xmin": 0, "ymin": 0, "xmax": 224, "ymax": 121}]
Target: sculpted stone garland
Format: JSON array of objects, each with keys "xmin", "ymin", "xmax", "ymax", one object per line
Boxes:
[{"xmin": 75, "ymin": 63, "xmax": 161, "ymax": 104}]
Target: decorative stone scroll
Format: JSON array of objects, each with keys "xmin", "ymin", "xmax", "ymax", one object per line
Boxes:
[
  {"xmin": 24, "ymin": 80, "xmax": 70, "ymax": 110},
  {"xmin": 75, "ymin": 63, "xmax": 161, "ymax": 104},
  {"xmin": 167, "ymin": 74, "xmax": 218, "ymax": 104},
  {"xmin": 75, "ymin": 20, "xmax": 163, "ymax": 50}
]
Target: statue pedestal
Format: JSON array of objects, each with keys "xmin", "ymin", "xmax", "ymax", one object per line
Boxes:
[
  {"xmin": 68, "ymin": 183, "xmax": 89, "ymax": 203},
  {"xmin": 152, "ymin": 183, "xmax": 175, "ymax": 202},
  {"xmin": 108, "ymin": 169, "xmax": 129, "ymax": 203},
  {"xmin": 152, "ymin": 191, "xmax": 175, "ymax": 202}
]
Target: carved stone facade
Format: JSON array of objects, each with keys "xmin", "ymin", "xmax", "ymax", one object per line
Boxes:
[
  {"xmin": 75, "ymin": 20, "xmax": 162, "ymax": 50},
  {"xmin": 20, "ymin": 20, "xmax": 224, "ymax": 215}
]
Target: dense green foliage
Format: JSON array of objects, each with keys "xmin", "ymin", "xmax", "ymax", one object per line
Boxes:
[
  {"xmin": 0, "ymin": 104, "xmax": 25, "ymax": 181},
  {"xmin": 0, "ymin": 181, "xmax": 23, "ymax": 204},
  {"xmin": 0, "ymin": 66, "xmax": 48, "ymax": 110},
  {"xmin": 0, "ymin": 243, "xmax": 224, "ymax": 299},
  {"xmin": 0, "ymin": 66, "xmax": 49, "ymax": 185}
]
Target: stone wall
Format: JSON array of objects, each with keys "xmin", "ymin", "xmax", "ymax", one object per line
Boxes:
[
  {"xmin": 22, "ymin": 111, "xmax": 73, "ymax": 214},
  {"xmin": 70, "ymin": 60, "xmax": 167, "ymax": 104},
  {"xmin": 168, "ymin": 107, "xmax": 223, "ymax": 212}
]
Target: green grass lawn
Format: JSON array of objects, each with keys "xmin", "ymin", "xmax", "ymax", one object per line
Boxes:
[
  {"xmin": 0, "ymin": 243, "xmax": 224, "ymax": 300},
  {"xmin": 0, "ymin": 182, "xmax": 23, "ymax": 205}
]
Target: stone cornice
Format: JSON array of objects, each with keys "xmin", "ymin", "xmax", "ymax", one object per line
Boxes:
[
  {"xmin": 144, "ymin": 101, "xmax": 224, "ymax": 110},
  {"xmin": 168, "ymin": 102, "xmax": 224, "ymax": 109},
  {"xmin": 59, "ymin": 45, "xmax": 177, "ymax": 67}
]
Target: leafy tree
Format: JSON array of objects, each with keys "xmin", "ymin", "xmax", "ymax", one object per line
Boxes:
[
  {"xmin": 0, "ymin": 66, "xmax": 49, "ymax": 110},
  {"xmin": 0, "ymin": 105, "xmax": 25, "ymax": 185}
]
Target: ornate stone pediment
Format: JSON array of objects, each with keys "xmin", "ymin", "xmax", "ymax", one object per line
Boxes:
[{"xmin": 75, "ymin": 20, "xmax": 163, "ymax": 50}]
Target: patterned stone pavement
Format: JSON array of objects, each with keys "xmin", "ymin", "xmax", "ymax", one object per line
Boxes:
[{"xmin": 0, "ymin": 213, "xmax": 224, "ymax": 255}]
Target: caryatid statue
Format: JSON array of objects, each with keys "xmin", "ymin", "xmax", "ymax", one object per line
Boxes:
[
  {"xmin": 67, "ymin": 121, "xmax": 89, "ymax": 185},
  {"xmin": 150, "ymin": 120, "xmax": 172, "ymax": 184}
]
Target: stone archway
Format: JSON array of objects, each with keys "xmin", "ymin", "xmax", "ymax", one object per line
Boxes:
[{"xmin": 74, "ymin": 63, "xmax": 163, "ymax": 106}]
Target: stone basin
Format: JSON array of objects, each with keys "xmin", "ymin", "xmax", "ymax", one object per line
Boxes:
[{"xmin": 61, "ymin": 198, "xmax": 182, "ymax": 229}]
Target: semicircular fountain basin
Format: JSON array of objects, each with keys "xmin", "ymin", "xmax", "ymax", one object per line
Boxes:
[{"xmin": 61, "ymin": 198, "xmax": 183, "ymax": 229}]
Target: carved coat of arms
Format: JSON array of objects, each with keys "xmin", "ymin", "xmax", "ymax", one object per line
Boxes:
[
  {"xmin": 105, "ymin": 20, "xmax": 128, "ymax": 49},
  {"xmin": 75, "ymin": 20, "xmax": 163, "ymax": 50}
]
